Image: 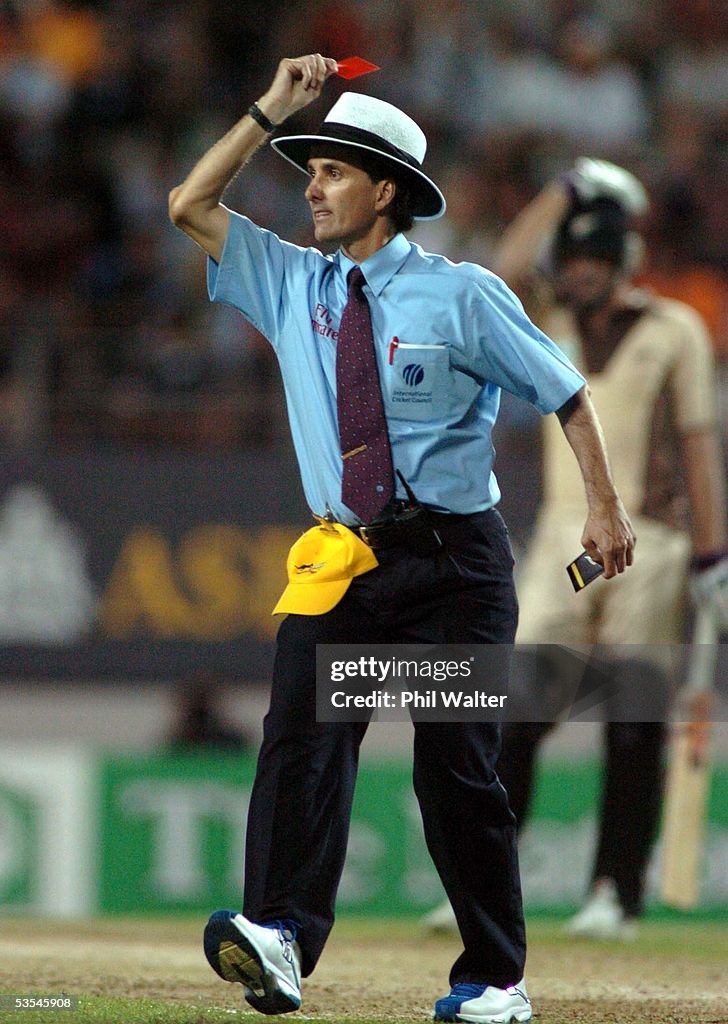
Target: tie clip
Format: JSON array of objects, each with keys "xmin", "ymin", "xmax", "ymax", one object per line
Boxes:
[{"xmin": 342, "ymin": 444, "xmax": 368, "ymax": 460}]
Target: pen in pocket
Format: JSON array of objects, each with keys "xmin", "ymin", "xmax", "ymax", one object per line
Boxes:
[{"xmin": 388, "ymin": 338, "xmax": 448, "ymax": 364}]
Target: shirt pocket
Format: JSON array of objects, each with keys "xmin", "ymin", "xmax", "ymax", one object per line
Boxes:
[{"xmin": 385, "ymin": 341, "xmax": 451, "ymax": 421}]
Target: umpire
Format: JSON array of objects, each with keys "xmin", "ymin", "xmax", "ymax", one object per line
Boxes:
[{"xmin": 169, "ymin": 53, "xmax": 635, "ymax": 1024}]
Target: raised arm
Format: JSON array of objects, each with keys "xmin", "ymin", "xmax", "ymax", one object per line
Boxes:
[
  {"xmin": 168, "ymin": 54, "xmax": 338, "ymax": 261},
  {"xmin": 493, "ymin": 159, "xmax": 648, "ymax": 292},
  {"xmin": 492, "ymin": 181, "xmax": 569, "ymax": 292},
  {"xmin": 556, "ymin": 386, "xmax": 636, "ymax": 577}
]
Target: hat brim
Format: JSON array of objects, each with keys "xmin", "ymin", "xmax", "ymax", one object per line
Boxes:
[
  {"xmin": 271, "ymin": 135, "xmax": 446, "ymax": 220},
  {"xmin": 272, "ymin": 576, "xmax": 354, "ymax": 616}
]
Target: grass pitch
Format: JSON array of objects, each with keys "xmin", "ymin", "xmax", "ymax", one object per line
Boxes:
[{"xmin": 0, "ymin": 915, "xmax": 726, "ymax": 1023}]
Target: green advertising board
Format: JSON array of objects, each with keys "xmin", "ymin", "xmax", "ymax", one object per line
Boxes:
[
  {"xmin": 0, "ymin": 745, "xmax": 97, "ymax": 916},
  {"xmin": 0, "ymin": 747, "xmax": 725, "ymax": 917},
  {"xmin": 98, "ymin": 755, "xmax": 436, "ymax": 916},
  {"xmin": 99, "ymin": 753, "xmax": 255, "ymax": 913},
  {"xmin": 96, "ymin": 752, "xmax": 728, "ymax": 917},
  {"xmin": 0, "ymin": 787, "xmax": 36, "ymax": 908}
]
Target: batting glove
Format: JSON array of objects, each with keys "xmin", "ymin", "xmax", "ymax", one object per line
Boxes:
[{"xmin": 564, "ymin": 158, "xmax": 649, "ymax": 216}]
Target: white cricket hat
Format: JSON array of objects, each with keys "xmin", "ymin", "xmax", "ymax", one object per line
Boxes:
[{"xmin": 271, "ymin": 92, "xmax": 446, "ymax": 220}]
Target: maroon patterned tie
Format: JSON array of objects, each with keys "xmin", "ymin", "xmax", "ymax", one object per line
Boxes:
[{"xmin": 336, "ymin": 267, "xmax": 395, "ymax": 523}]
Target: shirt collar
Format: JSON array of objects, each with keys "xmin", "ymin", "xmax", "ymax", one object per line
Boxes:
[{"xmin": 335, "ymin": 233, "xmax": 411, "ymax": 297}]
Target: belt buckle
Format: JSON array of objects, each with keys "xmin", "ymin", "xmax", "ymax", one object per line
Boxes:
[{"xmin": 358, "ymin": 525, "xmax": 374, "ymax": 547}]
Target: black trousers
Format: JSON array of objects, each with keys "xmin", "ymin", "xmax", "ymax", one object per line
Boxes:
[
  {"xmin": 243, "ymin": 509, "xmax": 526, "ymax": 988},
  {"xmin": 499, "ymin": 659, "xmax": 668, "ymax": 918}
]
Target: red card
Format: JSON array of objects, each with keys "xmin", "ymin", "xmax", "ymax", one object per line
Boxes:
[{"xmin": 336, "ymin": 56, "xmax": 381, "ymax": 80}]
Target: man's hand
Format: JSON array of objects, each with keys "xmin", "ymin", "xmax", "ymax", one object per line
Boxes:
[
  {"xmin": 581, "ymin": 497, "xmax": 636, "ymax": 579},
  {"xmin": 565, "ymin": 157, "xmax": 648, "ymax": 216},
  {"xmin": 556, "ymin": 387, "xmax": 636, "ymax": 579},
  {"xmin": 259, "ymin": 54, "xmax": 339, "ymax": 125},
  {"xmin": 169, "ymin": 53, "xmax": 338, "ymax": 261}
]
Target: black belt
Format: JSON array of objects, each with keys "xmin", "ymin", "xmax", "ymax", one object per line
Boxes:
[{"xmin": 349, "ymin": 506, "xmax": 474, "ymax": 552}]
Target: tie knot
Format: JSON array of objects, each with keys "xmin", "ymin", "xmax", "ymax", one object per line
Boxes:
[{"xmin": 347, "ymin": 266, "xmax": 366, "ymax": 295}]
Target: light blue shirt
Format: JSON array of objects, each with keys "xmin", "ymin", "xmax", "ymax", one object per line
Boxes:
[{"xmin": 208, "ymin": 211, "xmax": 585, "ymax": 524}]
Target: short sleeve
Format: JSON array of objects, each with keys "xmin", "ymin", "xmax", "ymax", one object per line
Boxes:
[
  {"xmin": 470, "ymin": 272, "xmax": 586, "ymax": 414},
  {"xmin": 207, "ymin": 209, "xmax": 325, "ymax": 347}
]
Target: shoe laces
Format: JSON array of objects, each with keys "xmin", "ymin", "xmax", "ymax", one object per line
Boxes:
[
  {"xmin": 263, "ymin": 919, "xmax": 301, "ymax": 972},
  {"xmin": 263, "ymin": 919, "xmax": 299, "ymax": 942}
]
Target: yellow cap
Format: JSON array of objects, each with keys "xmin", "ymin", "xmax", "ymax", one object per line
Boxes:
[{"xmin": 272, "ymin": 522, "xmax": 379, "ymax": 615}]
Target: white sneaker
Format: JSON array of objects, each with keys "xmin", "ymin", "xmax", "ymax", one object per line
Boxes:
[
  {"xmin": 434, "ymin": 979, "xmax": 532, "ymax": 1023},
  {"xmin": 203, "ymin": 910, "xmax": 302, "ymax": 1014},
  {"xmin": 422, "ymin": 899, "xmax": 458, "ymax": 933},
  {"xmin": 565, "ymin": 879, "xmax": 638, "ymax": 941}
]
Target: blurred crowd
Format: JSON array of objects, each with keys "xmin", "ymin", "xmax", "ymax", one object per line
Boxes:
[{"xmin": 1, "ymin": 0, "xmax": 727, "ymax": 450}]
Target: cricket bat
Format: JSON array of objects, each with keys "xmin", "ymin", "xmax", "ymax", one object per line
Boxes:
[{"xmin": 660, "ymin": 602, "xmax": 718, "ymax": 909}]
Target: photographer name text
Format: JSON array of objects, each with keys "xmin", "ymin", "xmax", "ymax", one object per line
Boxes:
[{"xmin": 329, "ymin": 690, "xmax": 507, "ymax": 709}]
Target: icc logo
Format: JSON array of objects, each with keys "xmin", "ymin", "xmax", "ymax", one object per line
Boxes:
[{"xmin": 402, "ymin": 363, "xmax": 425, "ymax": 387}]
